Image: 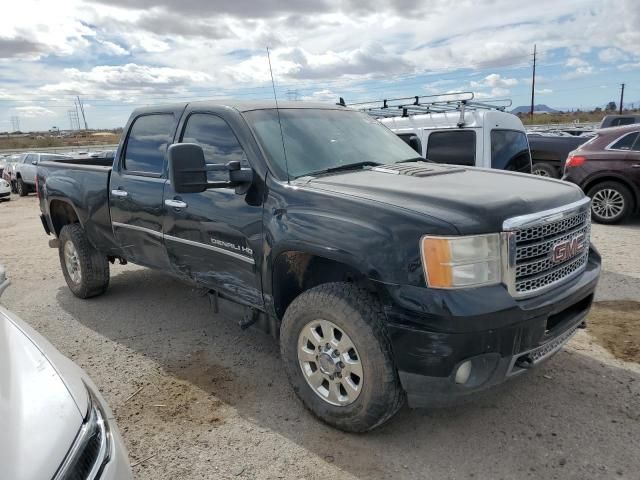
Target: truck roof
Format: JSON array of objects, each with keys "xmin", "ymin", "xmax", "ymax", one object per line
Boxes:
[{"xmin": 131, "ymin": 101, "xmax": 344, "ymax": 117}]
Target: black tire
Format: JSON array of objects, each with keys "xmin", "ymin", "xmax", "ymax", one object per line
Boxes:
[
  {"xmin": 280, "ymin": 282, "xmax": 404, "ymax": 432},
  {"xmin": 587, "ymin": 181, "xmax": 633, "ymax": 224},
  {"xmin": 58, "ymin": 224, "xmax": 110, "ymax": 298},
  {"xmin": 10, "ymin": 180, "xmax": 17, "ymax": 194},
  {"xmin": 17, "ymin": 178, "xmax": 28, "ymax": 196},
  {"xmin": 532, "ymin": 162, "xmax": 557, "ymax": 178}
]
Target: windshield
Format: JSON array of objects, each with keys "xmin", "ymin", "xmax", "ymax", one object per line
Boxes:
[{"xmin": 244, "ymin": 108, "xmax": 421, "ymax": 179}]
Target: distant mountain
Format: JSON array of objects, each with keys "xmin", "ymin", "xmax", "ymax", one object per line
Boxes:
[{"xmin": 511, "ymin": 104, "xmax": 560, "ymax": 114}]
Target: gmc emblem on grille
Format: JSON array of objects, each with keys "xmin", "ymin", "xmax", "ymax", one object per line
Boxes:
[{"xmin": 551, "ymin": 233, "xmax": 586, "ymax": 264}]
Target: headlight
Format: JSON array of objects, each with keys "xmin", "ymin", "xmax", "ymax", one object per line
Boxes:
[
  {"xmin": 0, "ymin": 179, "xmax": 7, "ymax": 187},
  {"xmin": 420, "ymin": 234, "xmax": 502, "ymax": 288}
]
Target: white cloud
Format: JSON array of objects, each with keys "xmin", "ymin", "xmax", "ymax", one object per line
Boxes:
[
  {"xmin": 566, "ymin": 57, "xmax": 588, "ymax": 68},
  {"xmin": 536, "ymin": 88, "xmax": 553, "ymax": 94},
  {"xmin": 40, "ymin": 63, "xmax": 212, "ymax": 98},
  {"xmin": 470, "ymin": 73, "xmax": 518, "ymax": 89},
  {"xmin": 12, "ymin": 106, "xmax": 56, "ymax": 117},
  {"xmin": 598, "ymin": 48, "xmax": 628, "ymax": 63}
]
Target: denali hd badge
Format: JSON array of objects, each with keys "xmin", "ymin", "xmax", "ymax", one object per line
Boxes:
[{"xmin": 551, "ymin": 233, "xmax": 586, "ymax": 264}]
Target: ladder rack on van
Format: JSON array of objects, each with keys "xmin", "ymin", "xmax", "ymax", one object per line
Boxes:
[{"xmin": 339, "ymin": 92, "xmax": 512, "ymax": 126}]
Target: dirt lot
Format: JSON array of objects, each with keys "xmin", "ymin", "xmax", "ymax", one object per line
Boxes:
[{"xmin": 1, "ymin": 194, "xmax": 639, "ymax": 480}]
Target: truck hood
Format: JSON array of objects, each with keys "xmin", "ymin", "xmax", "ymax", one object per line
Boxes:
[
  {"xmin": 303, "ymin": 163, "xmax": 584, "ymax": 234},
  {"xmin": 0, "ymin": 304, "xmax": 86, "ymax": 480}
]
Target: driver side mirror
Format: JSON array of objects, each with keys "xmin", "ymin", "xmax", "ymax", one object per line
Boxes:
[
  {"xmin": 167, "ymin": 143, "xmax": 254, "ymax": 194},
  {"xmin": 408, "ymin": 135, "xmax": 422, "ymax": 155}
]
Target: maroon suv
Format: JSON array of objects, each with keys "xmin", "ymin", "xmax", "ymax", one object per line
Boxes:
[{"xmin": 563, "ymin": 124, "xmax": 640, "ymax": 224}]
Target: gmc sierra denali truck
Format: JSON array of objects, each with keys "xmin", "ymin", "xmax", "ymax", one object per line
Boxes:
[{"xmin": 37, "ymin": 101, "xmax": 601, "ymax": 432}]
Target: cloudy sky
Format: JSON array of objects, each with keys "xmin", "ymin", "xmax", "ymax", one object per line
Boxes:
[{"xmin": 1, "ymin": 0, "xmax": 639, "ymax": 131}]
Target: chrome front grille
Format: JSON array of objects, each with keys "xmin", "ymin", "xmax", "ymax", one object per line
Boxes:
[{"xmin": 503, "ymin": 198, "xmax": 592, "ymax": 298}]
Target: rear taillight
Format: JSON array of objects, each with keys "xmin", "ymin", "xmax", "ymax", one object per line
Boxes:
[{"xmin": 566, "ymin": 155, "xmax": 586, "ymax": 168}]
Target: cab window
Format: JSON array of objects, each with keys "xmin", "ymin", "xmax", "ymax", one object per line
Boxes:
[
  {"xmin": 124, "ymin": 114, "xmax": 174, "ymax": 174},
  {"xmin": 609, "ymin": 132, "xmax": 639, "ymax": 150},
  {"xmin": 491, "ymin": 130, "xmax": 531, "ymax": 173},
  {"xmin": 426, "ymin": 130, "xmax": 476, "ymax": 166},
  {"xmin": 181, "ymin": 113, "xmax": 249, "ymax": 181}
]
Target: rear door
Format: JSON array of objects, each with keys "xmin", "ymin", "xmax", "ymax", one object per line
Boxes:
[
  {"xmin": 624, "ymin": 133, "xmax": 640, "ymax": 195},
  {"xmin": 109, "ymin": 112, "xmax": 178, "ymax": 269},
  {"xmin": 20, "ymin": 154, "xmax": 37, "ymax": 184},
  {"xmin": 162, "ymin": 110, "xmax": 264, "ymax": 308}
]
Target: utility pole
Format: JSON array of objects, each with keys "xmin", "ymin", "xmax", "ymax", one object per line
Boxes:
[
  {"xmin": 529, "ymin": 44, "xmax": 536, "ymax": 118},
  {"xmin": 77, "ymin": 96, "xmax": 88, "ymax": 130},
  {"xmin": 619, "ymin": 83, "xmax": 625, "ymax": 114},
  {"xmin": 10, "ymin": 115, "xmax": 20, "ymax": 132}
]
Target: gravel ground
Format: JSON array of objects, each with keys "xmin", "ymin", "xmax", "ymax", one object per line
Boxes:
[{"xmin": 1, "ymin": 194, "xmax": 639, "ymax": 480}]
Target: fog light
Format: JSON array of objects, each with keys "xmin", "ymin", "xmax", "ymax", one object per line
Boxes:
[{"xmin": 455, "ymin": 360, "xmax": 472, "ymax": 384}]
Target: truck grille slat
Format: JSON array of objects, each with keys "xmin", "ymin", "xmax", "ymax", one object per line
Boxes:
[{"xmin": 506, "ymin": 201, "xmax": 591, "ymax": 298}]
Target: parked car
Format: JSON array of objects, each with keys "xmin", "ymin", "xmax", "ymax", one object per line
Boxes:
[
  {"xmin": 14, "ymin": 152, "xmax": 72, "ymax": 196},
  {"xmin": 37, "ymin": 101, "xmax": 600, "ymax": 432},
  {"xmin": 352, "ymin": 93, "xmax": 532, "ymax": 173},
  {"xmin": 527, "ymin": 133, "xmax": 590, "ymax": 178},
  {"xmin": 563, "ymin": 124, "xmax": 640, "ymax": 224},
  {"xmin": 0, "ymin": 178, "xmax": 11, "ymax": 201},
  {"xmin": 0, "ymin": 155, "xmax": 8, "ymax": 177},
  {"xmin": 599, "ymin": 114, "xmax": 640, "ymax": 129},
  {"xmin": 0, "ymin": 265, "xmax": 132, "ymax": 479},
  {"xmin": 2, "ymin": 153, "xmax": 26, "ymax": 193}
]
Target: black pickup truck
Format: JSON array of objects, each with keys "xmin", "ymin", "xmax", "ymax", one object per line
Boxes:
[
  {"xmin": 528, "ymin": 134, "xmax": 590, "ymax": 178},
  {"xmin": 37, "ymin": 101, "xmax": 601, "ymax": 432}
]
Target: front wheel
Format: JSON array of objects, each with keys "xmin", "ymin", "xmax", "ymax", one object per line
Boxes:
[
  {"xmin": 588, "ymin": 181, "xmax": 633, "ymax": 224},
  {"xmin": 58, "ymin": 224, "xmax": 110, "ymax": 298},
  {"xmin": 280, "ymin": 282, "xmax": 404, "ymax": 432},
  {"xmin": 17, "ymin": 178, "xmax": 28, "ymax": 196},
  {"xmin": 532, "ymin": 162, "xmax": 557, "ymax": 178}
]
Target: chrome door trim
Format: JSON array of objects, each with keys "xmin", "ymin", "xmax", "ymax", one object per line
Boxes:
[
  {"xmin": 164, "ymin": 234, "xmax": 255, "ymax": 264},
  {"xmin": 111, "ymin": 189, "xmax": 128, "ymax": 197},
  {"xmin": 112, "ymin": 221, "xmax": 163, "ymax": 238}
]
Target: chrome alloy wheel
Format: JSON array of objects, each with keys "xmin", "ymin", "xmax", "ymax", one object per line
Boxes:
[
  {"xmin": 64, "ymin": 240, "xmax": 82, "ymax": 284},
  {"xmin": 592, "ymin": 188, "xmax": 625, "ymax": 220},
  {"xmin": 532, "ymin": 167, "xmax": 550, "ymax": 177},
  {"xmin": 297, "ymin": 319, "xmax": 363, "ymax": 406}
]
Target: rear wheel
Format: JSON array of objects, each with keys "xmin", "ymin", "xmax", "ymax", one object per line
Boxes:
[
  {"xmin": 280, "ymin": 282, "xmax": 404, "ymax": 432},
  {"xmin": 588, "ymin": 181, "xmax": 633, "ymax": 224},
  {"xmin": 59, "ymin": 224, "xmax": 110, "ymax": 298},
  {"xmin": 532, "ymin": 162, "xmax": 557, "ymax": 178},
  {"xmin": 17, "ymin": 178, "xmax": 28, "ymax": 196}
]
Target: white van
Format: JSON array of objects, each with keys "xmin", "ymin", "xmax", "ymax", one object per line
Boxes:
[{"xmin": 348, "ymin": 93, "xmax": 532, "ymax": 173}]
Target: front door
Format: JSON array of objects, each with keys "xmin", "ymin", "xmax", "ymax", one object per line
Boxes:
[
  {"xmin": 109, "ymin": 113, "xmax": 176, "ymax": 269},
  {"xmin": 162, "ymin": 112, "xmax": 264, "ymax": 308}
]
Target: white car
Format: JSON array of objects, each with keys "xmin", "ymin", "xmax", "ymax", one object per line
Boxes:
[
  {"xmin": 0, "ymin": 266, "xmax": 132, "ymax": 480},
  {"xmin": 0, "ymin": 178, "xmax": 10, "ymax": 200}
]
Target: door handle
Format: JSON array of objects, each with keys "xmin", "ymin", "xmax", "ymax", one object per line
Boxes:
[
  {"xmin": 165, "ymin": 199, "xmax": 188, "ymax": 209},
  {"xmin": 111, "ymin": 189, "xmax": 128, "ymax": 197},
  {"xmin": 632, "ymin": 164, "xmax": 640, "ymax": 168}
]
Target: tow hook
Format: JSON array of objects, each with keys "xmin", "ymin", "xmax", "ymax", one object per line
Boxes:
[
  {"xmin": 515, "ymin": 355, "xmax": 534, "ymax": 369},
  {"xmin": 239, "ymin": 308, "xmax": 259, "ymax": 330}
]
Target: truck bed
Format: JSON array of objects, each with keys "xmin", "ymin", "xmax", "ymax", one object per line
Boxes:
[{"xmin": 37, "ymin": 161, "xmax": 121, "ymax": 255}]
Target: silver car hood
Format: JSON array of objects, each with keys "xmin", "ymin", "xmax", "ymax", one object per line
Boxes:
[{"xmin": 0, "ymin": 305, "xmax": 87, "ymax": 480}]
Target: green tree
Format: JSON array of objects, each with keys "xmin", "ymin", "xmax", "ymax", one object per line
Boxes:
[{"xmin": 606, "ymin": 101, "xmax": 617, "ymax": 111}]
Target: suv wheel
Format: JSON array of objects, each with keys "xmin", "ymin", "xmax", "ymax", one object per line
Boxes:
[
  {"xmin": 588, "ymin": 181, "xmax": 633, "ymax": 224},
  {"xmin": 17, "ymin": 178, "xmax": 28, "ymax": 196},
  {"xmin": 280, "ymin": 282, "xmax": 404, "ymax": 432},
  {"xmin": 59, "ymin": 224, "xmax": 110, "ymax": 298},
  {"xmin": 532, "ymin": 162, "xmax": 557, "ymax": 178}
]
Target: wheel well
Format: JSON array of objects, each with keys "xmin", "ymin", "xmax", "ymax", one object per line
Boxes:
[
  {"xmin": 49, "ymin": 201, "xmax": 80, "ymax": 236},
  {"xmin": 15, "ymin": 172, "xmax": 21, "ymax": 179},
  {"xmin": 583, "ymin": 176, "xmax": 638, "ymax": 211},
  {"xmin": 272, "ymin": 251, "xmax": 378, "ymax": 320}
]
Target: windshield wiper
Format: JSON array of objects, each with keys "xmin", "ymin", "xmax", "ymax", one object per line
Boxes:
[{"xmin": 304, "ymin": 161, "xmax": 382, "ymax": 177}]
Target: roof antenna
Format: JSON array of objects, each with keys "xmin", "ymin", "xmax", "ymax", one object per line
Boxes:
[{"xmin": 266, "ymin": 46, "xmax": 290, "ymax": 184}]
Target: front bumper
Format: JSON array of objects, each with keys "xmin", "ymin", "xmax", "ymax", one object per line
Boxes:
[{"xmin": 381, "ymin": 249, "xmax": 600, "ymax": 407}]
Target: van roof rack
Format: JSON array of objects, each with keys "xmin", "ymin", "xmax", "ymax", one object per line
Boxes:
[{"xmin": 343, "ymin": 92, "xmax": 512, "ymax": 124}]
